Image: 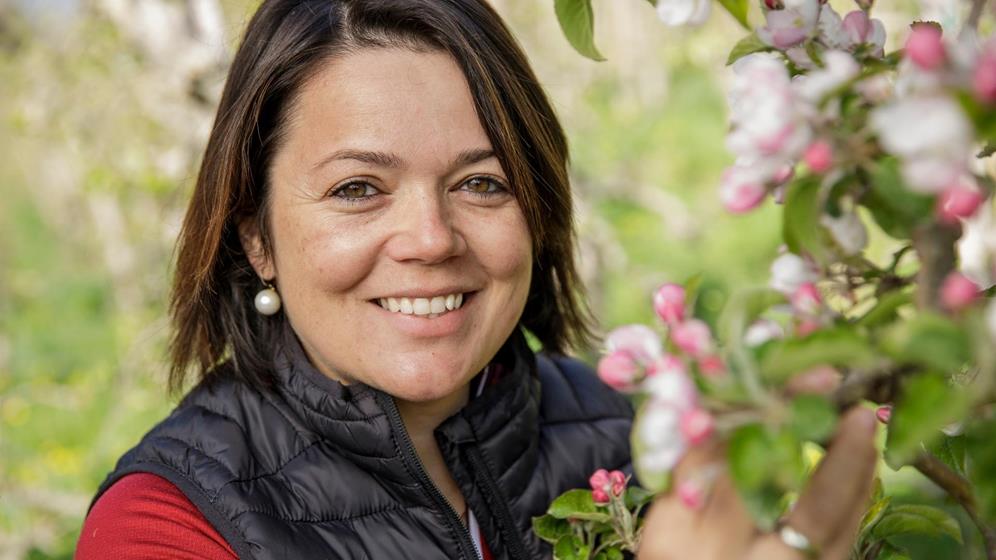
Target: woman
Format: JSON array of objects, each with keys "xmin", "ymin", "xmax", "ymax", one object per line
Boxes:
[
  {"xmin": 76, "ymin": 0, "xmax": 876, "ymax": 558},
  {"xmin": 76, "ymin": 1, "xmax": 632, "ymax": 558}
]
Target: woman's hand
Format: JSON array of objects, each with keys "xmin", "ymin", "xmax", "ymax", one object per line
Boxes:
[{"xmin": 638, "ymin": 394, "xmax": 878, "ymax": 559}]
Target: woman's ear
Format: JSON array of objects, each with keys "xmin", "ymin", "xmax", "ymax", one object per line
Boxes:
[{"xmin": 238, "ymin": 218, "xmax": 275, "ymax": 281}]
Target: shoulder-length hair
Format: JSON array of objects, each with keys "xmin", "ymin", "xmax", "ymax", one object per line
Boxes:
[{"xmin": 169, "ymin": 0, "xmax": 592, "ymax": 394}]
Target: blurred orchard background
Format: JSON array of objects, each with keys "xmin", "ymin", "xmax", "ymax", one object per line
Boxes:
[{"xmin": 0, "ymin": 0, "xmax": 976, "ymax": 557}]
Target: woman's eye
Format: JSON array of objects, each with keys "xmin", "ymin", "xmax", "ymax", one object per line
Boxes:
[
  {"xmin": 330, "ymin": 181, "xmax": 379, "ymax": 202},
  {"xmin": 462, "ymin": 177, "xmax": 507, "ymax": 197}
]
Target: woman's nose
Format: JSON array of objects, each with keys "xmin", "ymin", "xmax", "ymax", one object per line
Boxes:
[{"xmin": 385, "ymin": 192, "xmax": 466, "ymax": 264}]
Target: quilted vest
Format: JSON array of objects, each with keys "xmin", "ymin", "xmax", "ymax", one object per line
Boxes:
[{"xmin": 89, "ymin": 327, "xmax": 633, "ymax": 559}]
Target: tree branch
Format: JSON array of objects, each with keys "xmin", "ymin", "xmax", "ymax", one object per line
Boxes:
[{"xmin": 913, "ymin": 453, "xmax": 996, "ymax": 559}]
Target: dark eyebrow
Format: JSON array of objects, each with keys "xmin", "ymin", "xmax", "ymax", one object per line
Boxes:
[{"xmin": 312, "ymin": 148, "xmax": 496, "ymax": 172}]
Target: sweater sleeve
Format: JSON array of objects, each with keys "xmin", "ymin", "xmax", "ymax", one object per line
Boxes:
[{"xmin": 75, "ymin": 472, "xmax": 238, "ymax": 560}]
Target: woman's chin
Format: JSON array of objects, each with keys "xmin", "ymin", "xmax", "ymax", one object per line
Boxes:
[{"xmin": 374, "ymin": 363, "xmax": 476, "ymax": 404}]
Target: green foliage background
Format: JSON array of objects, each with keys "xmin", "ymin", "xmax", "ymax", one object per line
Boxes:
[{"xmin": 0, "ymin": 0, "xmax": 972, "ymax": 558}]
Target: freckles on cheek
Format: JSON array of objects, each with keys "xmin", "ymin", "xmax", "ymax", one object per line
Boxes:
[{"xmin": 300, "ymin": 225, "xmax": 379, "ymax": 292}]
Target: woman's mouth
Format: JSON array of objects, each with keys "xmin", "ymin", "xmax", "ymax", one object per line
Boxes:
[{"xmin": 373, "ymin": 292, "xmax": 472, "ymax": 318}]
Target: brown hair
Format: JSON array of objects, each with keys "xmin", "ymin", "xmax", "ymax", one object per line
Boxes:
[{"xmin": 169, "ymin": 0, "xmax": 592, "ymax": 394}]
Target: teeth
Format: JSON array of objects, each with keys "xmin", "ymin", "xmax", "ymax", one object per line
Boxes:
[{"xmin": 377, "ymin": 293, "xmax": 467, "ymax": 316}]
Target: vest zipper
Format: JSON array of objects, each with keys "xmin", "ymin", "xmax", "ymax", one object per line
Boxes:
[
  {"xmin": 465, "ymin": 446, "xmax": 531, "ymax": 560},
  {"xmin": 376, "ymin": 392, "xmax": 481, "ymax": 560}
]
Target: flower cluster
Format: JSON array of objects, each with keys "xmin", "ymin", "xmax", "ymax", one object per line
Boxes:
[{"xmin": 589, "ymin": 469, "xmax": 627, "ymax": 504}]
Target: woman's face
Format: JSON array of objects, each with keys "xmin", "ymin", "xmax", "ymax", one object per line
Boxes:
[{"xmin": 245, "ymin": 48, "xmax": 533, "ymax": 404}]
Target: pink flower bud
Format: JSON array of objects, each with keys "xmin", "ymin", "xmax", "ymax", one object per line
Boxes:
[
  {"xmin": 791, "ymin": 282, "xmax": 822, "ymax": 315},
  {"xmin": 875, "ymin": 405, "xmax": 892, "ymax": 424},
  {"xmin": 974, "ymin": 44, "xmax": 996, "ymax": 103},
  {"xmin": 941, "ymin": 272, "xmax": 979, "ymax": 311},
  {"xmin": 720, "ymin": 166, "xmax": 768, "ymax": 214},
  {"xmin": 646, "ymin": 354, "xmax": 688, "ymax": 377},
  {"xmin": 605, "ymin": 324, "xmax": 662, "ymax": 364},
  {"xmin": 771, "ymin": 165, "xmax": 795, "ymax": 187},
  {"xmin": 905, "ymin": 25, "xmax": 945, "ymax": 71},
  {"xmin": 671, "ymin": 319, "xmax": 714, "ymax": 358},
  {"xmin": 653, "ymin": 283, "xmax": 687, "ymax": 325},
  {"xmin": 796, "ymin": 317, "xmax": 822, "ymax": 337},
  {"xmin": 597, "ymin": 351, "xmax": 641, "ymax": 392},
  {"xmin": 680, "ymin": 408, "xmax": 715, "ymax": 446},
  {"xmin": 677, "ymin": 479, "xmax": 705, "ymax": 510},
  {"xmin": 697, "ymin": 354, "xmax": 727, "ymax": 378},
  {"xmin": 589, "ymin": 469, "xmax": 611, "ymax": 504},
  {"xmin": 609, "ymin": 470, "xmax": 627, "ymax": 497},
  {"xmin": 803, "ymin": 141, "xmax": 833, "ymax": 174},
  {"xmin": 937, "ymin": 185, "xmax": 985, "ymax": 224}
]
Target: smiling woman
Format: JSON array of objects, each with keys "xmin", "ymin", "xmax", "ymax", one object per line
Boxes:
[{"xmin": 73, "ymin": 1, "xmax": 632, "ymax": 559}]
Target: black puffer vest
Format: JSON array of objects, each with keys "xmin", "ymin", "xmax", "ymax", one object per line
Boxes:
[{"xmin": 89, "ymin": 328, "xmax": 633, "ymax": 559}]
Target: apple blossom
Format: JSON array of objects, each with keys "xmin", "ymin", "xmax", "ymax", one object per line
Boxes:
[
  {"xmin": 803, "ymin": 140, "xmax": 833, "ymax": 173},
  {"xmin": 644, "ymin": 363, "xmax": 699, "ymax": 410},
  {"xmin": 605, "ymin": 324, "xmax": 662, "ymax": 364},
  {"xmin": 842, "ymin": 11, "xmax": 886, "ymax": 56},
  {"xmin": 589, "ymin": 469, "xmax": 625, "ymax": 504},
  {"xmin": 671, "ymin": 319, "xmax": 715, "ymax": 358},
  {"xmin": 796, "ymin": 317, "xmax": 823, "ymax": 337},
  {"xmin": 905, "ymin": 24, "xmax": 946, "ymax": 71},
  {"xmin": 719, "ymin": 164, "xmax": 768, "ymax": 213},
  {"xmin": 680, "ymin": 408, "xmax": 715, "ymax": 446},
  {"xmin": 816, "ymin": 4, "xmax": 851, "ymax": 51},
  {"xmin": 677, "ymin": 479, "xmax": 706, "ymax": 510},
  {"xmin": 957, "ymin": 204, "xmax": 996, "ymax": 288},
  {"xmin": 697, "ymin": 354, "xmax": 727, "ymax": 377},
  {"xmin": 770, "ymin": 252, "xmax": 820, "ymax": 295},
  {"xmin": 821, "ymin": 210, "xmax": 869, "ymax": 256},
  {"xmin": 637, "ymin": 404, "xmax": 688, "ymax": 473},
  {"xmin": 974, "ymin": 41, "xmax": 996, "ymax": 103},
  {"xmin": 937, "ymin": 184, "xmax": 985, "ymax": 224},
  {"xmin": 646, "ymin": 353, "xmax": 688, "ymax": 377},
  {"xmin": 940, "ymin": 272, "xmax": 979, "ymax": 311},
  {"xmin": 876, "ymin": 405, "xmax": 892, "ymax": 424},
  {"xmin": 597, "ymin": 351, "xmax": 642, "ymax": 392},
  {"xmin": 744, "ymin": 318, "xmax": 785, "ymax": 347},
  {"xmin": 656, "ymin": 0, "xmax": 711, "ymax": 27},
  {"xmin": 757, "ymin": 0, "xmax": 821, "ymax": 49},
  {"xmin": 653, "ymin": 283, "xmax": 687, "ymax": 325},
  {"xmin": 791, "ymin": 282, "xmax": 822, "ymax": 315}
]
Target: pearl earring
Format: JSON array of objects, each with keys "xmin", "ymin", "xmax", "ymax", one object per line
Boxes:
[{"xmin": 254, "ymin": 282, "xmax": 282, "ymax": 315}]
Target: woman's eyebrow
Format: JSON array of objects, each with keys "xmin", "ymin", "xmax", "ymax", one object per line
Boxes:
[{"xmin": 312, "ymin": 148, "xmax": 496, "ymax": 171}]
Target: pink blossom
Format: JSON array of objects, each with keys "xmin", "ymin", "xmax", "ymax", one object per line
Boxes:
[
  {"xmin": 791, "ymin": 282, "xmax": 822, "ymax": 315},
  {"xmin": 974, "ymin": 42, "xmax": 996, "ymax": 103},
  {"xmin": 803, "ymin": 141, "xmax": 833, "ymax": 173},
  {"xmin": 744, "ymin": 319, "xmax": 785, "ymax": 347},
  {"xmin": 671, "ymin": 319, "xmax": 714, "ymax": 358},
  {"xmin": 937, "ymin": 185, "xmax": 985, "ymax": 224},
  {"xmin": 677, "ymin": 479, "xmax": 706, "ymax": 510},
  {"xmin": 653, "ymin": 283, "xmax": 687, "ymax": 325},
  {"xmin": 941, "ymin": 272, "xmax": 979, "ymax": 311},
  {"xmin": 697, "ymin": 354, "xmax": 727, "ymax": 378},
  {"xmin": 796, "ymin": 317, "xmax": 823, "ymax": 337},
  {"xmin": 644, "ymin": 362, "xmax": 698, "ymax": 410},
  {"xmin": 609, "ymin": 470, "xmax": 627, "ymax": 496},
  {"xmin": 680, "ymin": 408, "xmax": 715, "ymax": 446},
  {"xmin": 905, "ymin": 25, "xmax": 946, "ymax": 71},
  {"xmin": 770, "ymin": 252, "xmax": 820, "ymax": 295},
  {"xmin": 646, "ymin": 354, "xmax": 688, "ymax": 377},
  {"xmin": 605, "ymin": 324, "xmax": 662, "ymax": 364},
  {"xmin": 720, "ymin": 165, "xmax": 768, "ymax": 214},
  {"xmin": 656, "ymin": 0, "xmax": 711, "ymax": 27},
  {"xmin": 794, "ymin": 51, "xmax": 860, "ymax": 104},
  {"xmin": 875, "ymin": 405, "xmax": 892, "ymax": 424},
  {"xmin": 772, "ymin": 165, "xmax": 795, "ymax": 186},
  {"xmin": 597, "ymin": 351, "xmax": 641, "ymax": 392},
  {"xmin": 589, "ymin": 469, "xmax": 612, "ymax": 504},
  {"xmin": 637, "ymin": 404, "xmax": 688, "ymax": 474},
  {"xmin": 842, "ymin": 11, "xmax": 886, "ymax": 55},
  {"xmin": 758, "ymin": 0, "xmax": 821, "ymax": 49}
]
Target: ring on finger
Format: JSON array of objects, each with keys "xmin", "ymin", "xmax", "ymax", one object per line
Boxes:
[{"xmin": 776, "ymin": 521, "xmax": 820, "ymax": 559}]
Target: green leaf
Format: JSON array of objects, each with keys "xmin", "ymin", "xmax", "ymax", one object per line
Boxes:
[
  {"xmin": 871, "ymin": 504, "xmax": 963, "ymax": 544},
  {"xmin": 554, "ymin": 0, "xmax": 605, "ymax": 61},
  {"xmin": 879, "ymin": 313, "xmax": 972, "ymax": 374},
  {"xmin": 548, "ymin": 489, "xmax": 612, "ymax": 522},
  {"xmin": 856, "ymin": 290, "xmax": 913, "ymax": 328},
  {"xmin": 624, "ymin": 485, "xmax": 656, "ymax": 510},
  {"xmin": 926, "ymin": 434, "xmax": 967, "ymax": 477},
  {"xmin": 758, "ymin": 327, "xmax": 878, "ymax": 384},
  {"xmin": 594, "ymin": 548, "xmax": 624, "ymax": 560},
  {"xmin": 861, "ymin": 159, "xmax": 934, "ymax": 240},
  {"xmin": 877, "ymin": 542, "xmax": 913, "ymax": 560},
  {"xmin": 554, "ymin": 534, "xmax": 590, "ymax": 560},
  {"xmin": 884, "ymin": 373, "xmax": 970, "ymax": 468},
  {"xmin": 788, "ymin": 394, "xmax": 837, "ymax": 442},
  {"xmin": 783, "ymin": 176, "xmax": 832, "ymax": 264},
  {"xmin": 726, "ymin": 33, "xmax": 769, "ymax": 65},
  {"xmin": 532, "ymin": 514, "xmax": 572, "ymax": 544},
  {"xmin": 717, "ymin": 0, "xmax": 750, "ymax": 29},
  {"xmin": 728, "ymin": 424, "xmax": 805, "ymax": 530},
  {"xmin": 859, "ymin": 496, "xmax": 892, "ymax": 536}
]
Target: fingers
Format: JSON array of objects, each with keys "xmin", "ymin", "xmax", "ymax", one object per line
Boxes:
[
  {"xmin": 785, "ymin": 365, "xmax": 842, "ymax": 396},
  {"xmin": 784, "ymin": 407, "xmax": 878, "ymax": 558}
]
